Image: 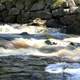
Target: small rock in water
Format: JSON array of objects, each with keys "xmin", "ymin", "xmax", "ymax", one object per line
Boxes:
[
  {"xmin": 45, "ymin": 40, "xmax": 53, "ymax": 45},
  {"xmin": 45, "ymin": 40, "xmax": 57, "ymax": 45},
  {"xmin": 20, "ymin": 32, "xmax": 29, "ymax": 35}
]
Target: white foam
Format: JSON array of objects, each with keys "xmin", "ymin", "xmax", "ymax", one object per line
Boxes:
[
  {"xmin": 45, "ymin": 63, "xmax": 80, "ymax": 74},
  {"xmin": 45, "ymin": 63, "xmax": 66, "ymax": 73},
  {"xmin": 64, "ymin": 68, "xmax": 80, "ymax": 74},
  {"xmin": 0, "ymin": 24, "xmax": 21, "ymax": 33},
  {"xmin": 64, "ymin": 37, "xmax": 80, "ymax": 43}
]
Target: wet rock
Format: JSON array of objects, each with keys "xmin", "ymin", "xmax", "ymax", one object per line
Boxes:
[
  {"xmin": 21, "ymin": 11, "xmax": 30, "ymax": 19},
  {"xmin": 45, "ymin": 40, "xmax": 53, "ymax": 45}
]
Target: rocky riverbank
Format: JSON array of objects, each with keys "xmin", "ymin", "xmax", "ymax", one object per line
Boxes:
[{"xmin": 0, "ymin": 0, "xmax": 80, "ymax": 34}]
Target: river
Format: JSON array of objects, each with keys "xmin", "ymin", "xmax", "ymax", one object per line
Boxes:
[{"xmin": 0, "ymin": 24, "xmax": 80, "ymax": 80}]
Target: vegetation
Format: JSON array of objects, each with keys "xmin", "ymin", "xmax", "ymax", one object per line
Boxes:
[{"xmin": 52, "ymin": 0, "xmax": 65, "ymax": 8}]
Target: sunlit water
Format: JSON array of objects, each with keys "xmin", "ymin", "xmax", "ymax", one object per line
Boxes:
[{"xmin": 0, "ymin": 24, "xmax": 80, "ymax": 80}]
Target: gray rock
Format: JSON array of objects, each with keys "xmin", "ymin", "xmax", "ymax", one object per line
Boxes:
[
  {"xmin": 4, "ymin": 16, "xmax": 16, "ymax": 23},
  {"xmin": 0, "ymin": 4, "xmax": 5, "ymax": 11},
  {"xmin": 9, "ymin": 7, "xmax": 20, "ymax": 15},
  {"xmin": 30, "ymin": 10, "xmax": 51, "ymax": 19},
  {"xmin": 30, "ymin": 1, "xmax": 45, "ymax": 11},
  {"xmin": 24, "ymin": 0, "xmax": 31, "ymax": 10},
  {"xmin": 52, "ymin": 8, "xmax": 65, "ymax": 17},
  {"xmin": 47, "ymin": 19, "xmax": 59, "ymax": 28},
  {"xmin": 5, "ymin": 1, "xmax": 15, "ymax": 10},
  {"xmin": 0, "ymin": 0, "xmax": 6, "ymax": 3},
  {"xmin": 16, "ymin": 1, "xmax": 24, "ymax": 10}
]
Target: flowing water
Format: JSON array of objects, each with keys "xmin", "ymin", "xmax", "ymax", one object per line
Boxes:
[{"xmin": 0, "ymin": 24, "xmax": 80, "ymax": 80}]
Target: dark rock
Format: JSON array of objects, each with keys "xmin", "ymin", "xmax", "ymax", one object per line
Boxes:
[
  {"xmin": 0, "ymin": 3, "xmax": 5, "ymax": 11},
  {"xmin": 30, "ymin": 1, "xmax": 45, "ymax": 11},
  {"xmin": 60, "ymin": 14, "xmax": 80, "ymax": 34},
  {"xmin": 5, "ymin": 1, "xmax": 15, "ymax": 10},
  {"xmin": 16, "ymin": 1, "xmax": 24, "ymax": 10},
  {"xmin": 46, "ymin": 19, "xmax": 59, "ymax": 28},
  {"xmin": 9, "ymin": 7, "xmax": 20, "ymax": 15},
  {"xmin": 30, "ymin": 10, "xmax": 51, "ymax": 20},
  {"xmin": 4, "ymin": 16, "xmax": 16, "ymax": 23},
  {"xmin": 52, "ymin": 8, "xmax": 65, "ymax": 17},
  {"xmin": 45, "ymin": 40, "xmax": 52, "ymax": 45}
]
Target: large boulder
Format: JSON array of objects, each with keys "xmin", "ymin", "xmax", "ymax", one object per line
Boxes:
[{"xmin": 60, "ymin": 14, "xmax": 80, "ymax": 34}]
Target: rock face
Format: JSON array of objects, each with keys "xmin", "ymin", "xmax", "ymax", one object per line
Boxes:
[{"xmin": 0, "ymin": 0, "xmax": 80, "ymax": 34}]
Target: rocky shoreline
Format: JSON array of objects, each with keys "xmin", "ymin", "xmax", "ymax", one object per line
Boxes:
[{"xmin": 0, "ymin": 0, "xmax": 80, "ymax": 34}]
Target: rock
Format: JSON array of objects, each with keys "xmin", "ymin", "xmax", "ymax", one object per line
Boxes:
[
  {"xmin": 0, "ymin": 3, "xmax": 5, "ymax": 11},
  {"xmin": 0, "ymin": 0, "xmax": 6, "ymax": 3},
  {"xmin": 24, "ymin": 0, "xmax": 31, "ymax": 10},
  {"xmin": 4, "ymin": 16, "xmax": 16, "ymax": 23},
  {"xmin": 52, "ymin": 8, "xmax": 65, "ymax": 17},
  {"xmin": 21, "ymin": 11, "xmax": 30, "ymax": 19},
  {"xmin": 5, "ymin": 1, "xmax": 15, "ymax": 10},
  {"xmin": 46, "ymin": 19, "xmax": 59, "ymax": 28},
  {"xmin": 9, "ymin": 7, "xmax": 20, "ymax": 15},
  {"xmin": 16, "ymin": 15, "xmax": 23, "ymax": 23},
  {"xmin": 45, "ymin": 40, "xmax": 53, "ymax": 45},
  {"xmin": 30, "ymin": 1, "xmax": 45, "ymax": 11},
  {"xmin": 1, "ymin": 10, "xmax": 8, "ymax": 17},
  {"xmin": 16, "ymin": 1, "xmax": 24, "ymax": 10},
  {"xmin": 32, "ymin": 18, "xmax": 47, "ymax": 26},
  {"xmin": 60, "ymin": 14, "xmax": 80, "ymax": 34},
  {"xmin": 75, "ymin": 0, "xmax": 80, "ymax": 6},
  {"xmin": 30, "ymin": 10, "xmax": 51, "ymax": 19}
]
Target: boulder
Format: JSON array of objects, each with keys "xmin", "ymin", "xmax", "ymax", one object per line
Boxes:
[
  {"xmin": 9, "ymin": 7, "xmax": 20, "ymax": 15},
  {"xmin": 30, "ymin": 1, "xmax": 45, "ymax": 11},
  {"xmin": 60, "ymin": 14, "xmax": 80, "ymax": 34},
  {"xmin": 0, "ymin": 3, "xmax": 5, "ymax": 11},
  {"xmin": 30, "ymin": 10, "xmax": 52, "ymax": 20},
  {"xmin": 5, "ymin": 1, "xmax": 15, "ymax": 10},
  {"xmin": 16, "ymin": 1, "xmax": 24, "ymax": 10}
]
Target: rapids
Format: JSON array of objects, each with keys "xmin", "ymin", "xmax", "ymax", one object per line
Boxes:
[{"xmin": 0, "ymin": 24, "xmax": 80, "ymax": 80}]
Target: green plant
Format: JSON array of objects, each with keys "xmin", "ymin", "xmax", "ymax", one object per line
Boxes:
[{"xmin": 52, "ymin": 0, "xmax": 65, "ymax": 8}]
